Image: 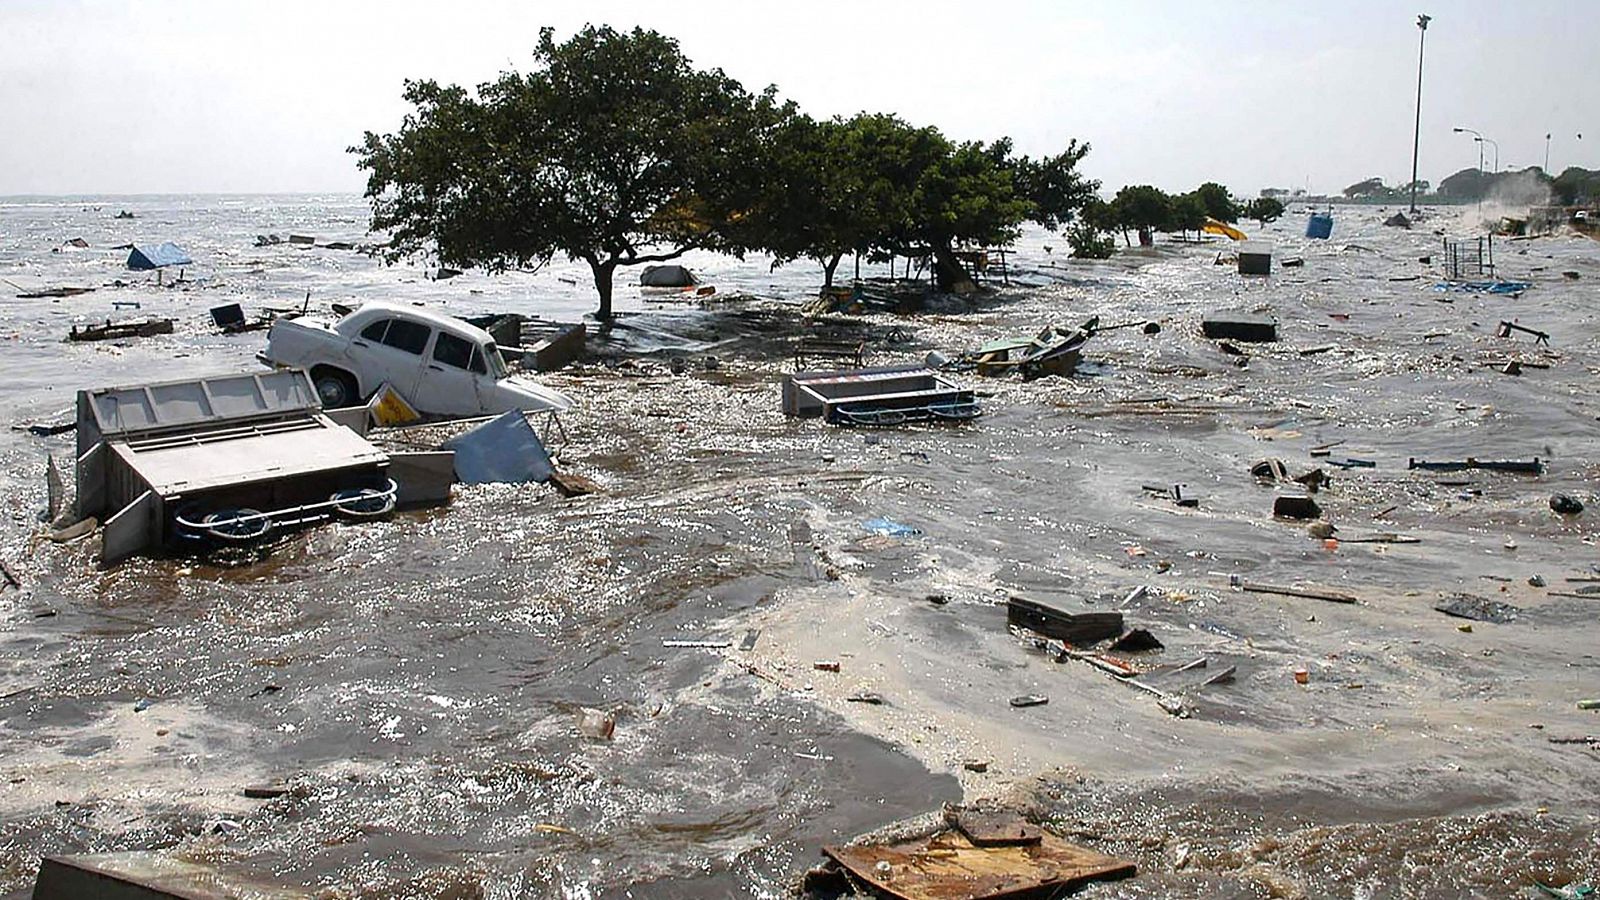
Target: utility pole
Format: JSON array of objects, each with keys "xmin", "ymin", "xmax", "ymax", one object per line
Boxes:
[
  {"xmin": 1409, "ymin": 14, "xmax": 1431, "ymax": 214},
  {"xmin": 1545, "ymin": 133, "xmax": 1552, "ymax": 173}
]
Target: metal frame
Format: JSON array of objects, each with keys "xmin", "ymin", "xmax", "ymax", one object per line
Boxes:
[{"xmin": 172, "ymin": 478, "xmax": 398, "ymax": 539}]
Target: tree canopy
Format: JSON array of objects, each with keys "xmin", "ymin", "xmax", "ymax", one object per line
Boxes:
[
  {"xmin": 354, "ymin": 25, "xmax": 783, "ymax": 319},
  {"xmin": 1243, "ymin": 197, "xmax": 1285, "ymax": 226},
  {"xmin": 1191, "ymin": 182, "xmax": 1239, "ymax": 223},
  {"xmin": 356, "ymin": 25, "xmax": 1099, "ymax": 313}
]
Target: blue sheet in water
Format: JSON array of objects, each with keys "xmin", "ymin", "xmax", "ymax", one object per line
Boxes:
[
  {"xmin": 1434, "ymin": 280, "xmax": 1533, "ymax": 294},
  {"xmin": 126, "ymin": 242, "xmax": 193, "ymax": 270}
]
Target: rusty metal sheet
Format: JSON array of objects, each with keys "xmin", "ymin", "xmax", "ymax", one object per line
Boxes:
[
  {"xmin": 952, "ymin": 810, "xmax": 1041, "ymax": 847},
  {"xmin": 823, "ymin": 828, "xmax": 1134, "ymax": 900}
]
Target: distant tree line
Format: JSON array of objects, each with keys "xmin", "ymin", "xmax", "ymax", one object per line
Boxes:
[
  {"xmin": 1065, "ymin": 183, "xmax": 1282, "ymax": 259},
  {"xmin": 1340, "ymin": 167, "xmax": 1600, "ymax": 205},
  {"xmin": 354, "ymin": 25, "xmax": 1098, "ymax": 319}
]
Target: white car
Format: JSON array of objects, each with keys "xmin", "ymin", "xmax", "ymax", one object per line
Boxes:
[{"xmin": 260, "ymin": 301, "xmax": 573, "ymax": 416}]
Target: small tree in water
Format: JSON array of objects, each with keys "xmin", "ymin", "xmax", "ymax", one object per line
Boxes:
[
  {"xmin": 1243, "ymin": 197, "xmax": 1285, "ymax": 227},
  {"xmin": 353, "ymin": 26, "xmax": 781, "ymax": 320}
]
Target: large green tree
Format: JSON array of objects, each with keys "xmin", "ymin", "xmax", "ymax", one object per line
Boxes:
[
  {"xmin": 887, "ymin": 136, "xmax": 1096, "ymax": 292},
  {"xmin": 1110, "ymin": 185, "xmax": 1172, "ymax": 245},
  {"xmin": 353, "ymin": 25, "xmax": 782, "ymax": 319},
  {"xmin": 755, "ymin": 113, "xmax": 945, "ymax": 290},
  {"xmin": 1191, "ymin": 182, "xmax": 1239, "ymax": 223},
  {"xmin": 1243, "ymin": 196, "xmax": 1285, "ymax": 226}
]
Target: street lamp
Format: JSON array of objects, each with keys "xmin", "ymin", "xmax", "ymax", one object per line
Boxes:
[
  {"xmin": 1479, "ymin": 136, "xmax": 1499, "ymax": 173},
  {"xmin": 1453, "ymin": 126, "xmax": 1484, "ymax": 172},
  {"xmin": 1409, "ymin": 14, "xmax": 1431, "ymax": 213},
  {"xmin": 1545, "ymin": 133, "xmax": 1552, "ymax": 172}
]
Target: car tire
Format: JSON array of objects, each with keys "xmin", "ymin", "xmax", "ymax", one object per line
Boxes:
[{"xmin": 312, "ymin": 367, "xmax": 358, "ymax": 409}]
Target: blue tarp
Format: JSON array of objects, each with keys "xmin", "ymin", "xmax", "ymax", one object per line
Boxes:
[
  {"xmin": 126, "ymin": 242, "xmax": 193, "ymax": 270},
  {"xmin": 1434, "ymin": 280, "xmax": 1533, "ymax": 295},
  {"xmin": 440, "ymin": 410, "xmax": 552, "ymax": 484}
]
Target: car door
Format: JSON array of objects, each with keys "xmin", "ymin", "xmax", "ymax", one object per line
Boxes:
[
  {"xmin": 352, "ymin": 316, "xmax": 431, "ymax": 402},
  {"xmin": 410, "ymin": 328, "xmax": 486, "ymax": 416}
]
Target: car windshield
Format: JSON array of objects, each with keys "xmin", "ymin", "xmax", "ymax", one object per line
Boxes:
[{"xmin": 482, "ymin": 342, "xmax": 509, "ymax": 379}]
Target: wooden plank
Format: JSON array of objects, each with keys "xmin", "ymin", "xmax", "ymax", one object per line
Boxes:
[
  {"xmin": 823, "ymin": 829, "xmax": 1134, "ymax": 900},
  {"xmin": 1240, "ymin": 581, "xmax": 1357, "ymax": 604}
]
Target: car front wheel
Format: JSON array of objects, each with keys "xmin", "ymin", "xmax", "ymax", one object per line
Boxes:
[{"xmin": 312, "ymin": 368, "xmax": 358, "ymax": 409}]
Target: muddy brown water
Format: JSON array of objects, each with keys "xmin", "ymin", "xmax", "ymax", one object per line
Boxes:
[{"xmin": 2, "ymin": 196, "xmax": 1600, "ymax": 897}]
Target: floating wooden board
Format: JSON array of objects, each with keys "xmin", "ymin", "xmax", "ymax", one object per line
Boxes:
[{"xmin": 823, "ymin": 829, "xmax": 1134, "ymax": 900}]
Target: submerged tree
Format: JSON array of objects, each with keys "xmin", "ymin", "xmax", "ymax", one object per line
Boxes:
[
  {"xmin": 1067, "ymin": 197, "xmax": 1117, "ymax": 259},
  {"xmin": 1168, "ymin": 192, "xmax": 1207, "ymax": 239},
  {"xmin": 1110, "ymin": 185, "xmax": 1172, "ymax": 245},
  {"xmin": 755, "ymin": 113, "xmax": 944, "ymax": 290},
  {"xmin": 1191, "ymin": 182, "xmax": 1239, "ymax": 223},
  {"xmin": 354, "ymin": 25, "xmax": 782, "ymax": 319},
  {"xmin": 1243, "ymin": 196, "xmax": 1285, "ymax": 226}
]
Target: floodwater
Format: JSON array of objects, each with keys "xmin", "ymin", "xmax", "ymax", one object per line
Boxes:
[{"xmin": 1, "ymin": 195, "xmax": 1599, "ymax": 897}]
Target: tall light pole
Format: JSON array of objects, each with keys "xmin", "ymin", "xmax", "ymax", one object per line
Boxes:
[
  {"xmin": 1409, "ymin": 14, "xmax": 1431, "ymax": 213},
  {"xmin": 1545, "ymin": 133, "xmax": 1552, "ymax": 173},
  {"xmin": 1479, "ymin": 136, "xmax": 1499, "ymax": 173},
  {"xmin": 1454, "ymin": 126, "xmax": 1484, "ymax": 172}
]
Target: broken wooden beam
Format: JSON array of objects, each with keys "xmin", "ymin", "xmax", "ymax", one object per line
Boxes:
[
  {"xmin": 1239, "ymin": 581, "xmax": 1357, "ymax": 604},
  {"xmin": 1407, "ymin": 457, "xmax": 1543, "ymax": 474}
]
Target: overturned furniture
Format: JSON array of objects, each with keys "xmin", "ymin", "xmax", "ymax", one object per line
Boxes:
[
  {"xmin": 972, "ymin": 318, "xmax": 1096, "ymax": 379},
  {"xmin": 72, "ymin": 369, "xmax": 453, "ymax": 565},
  {"xmin": 783, "ymin": 364, "xmax": 979, "ymax": 426}
]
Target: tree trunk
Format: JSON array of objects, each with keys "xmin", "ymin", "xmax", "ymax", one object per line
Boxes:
[
  {"xmin": 930, "ymin": 240, "xmax": 976, "ymax": 294},
  {"xmin": 821, "ymin": 252, "xmax": 843, "ymax": 289},
  {"xmin": 589, "ymin": 258, "xmax": 617, "ymax": 320}
]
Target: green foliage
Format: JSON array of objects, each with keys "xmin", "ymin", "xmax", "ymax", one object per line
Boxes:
[
  {"xmin": 1553, "ymin": 167, "xmax": 1600, "ymax": 205},
  {"xmin": 353, "ymin": 25, "xmax": 782, "ymax": 319},
  {"xmin": 1191, "ymin": 182, "xmax": 1238, "ymax": 223},
  {"xmin": 1064, "ymin": 198, "xmax": 1116, "ymax": 259},
  {"xmin": 1168, "ymin": 192, "xmax": 1207, "ymax": 235},
  {"xmin": 752, "ymin": 112, "xmax": 948, "ymax": 288},
  {"xmin": 1067, "ymin": 220, "xmax": 1115, "ymax": 259},
  {"xmin": 1243, "ymin": 197, "xmax": 1285, "ymax": 226},
  {"xmin": 357, "ymin": 25, "xmax": 1098, "ymax": 305},
  {"xmin": 1111, "ymin": 185, "xmax": 1172, "ymax": 234},
  {"xmin": 1011, "ymin": 141, "xmax": 1098, "ymax": 231}
]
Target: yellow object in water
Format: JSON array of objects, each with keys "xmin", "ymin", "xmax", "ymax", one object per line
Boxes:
[
  {"xmin": 1203, "ymin": 218, "xmax": 1248, "ymax": 241},
  {"xmin": 366, "ymin": 383, "xmax": 420, "ymax": 427}
]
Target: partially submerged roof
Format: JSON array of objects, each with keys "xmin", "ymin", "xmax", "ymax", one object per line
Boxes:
[{"xmin": 126, "ymin": 242, "xmax": 193, "ymax": 270}]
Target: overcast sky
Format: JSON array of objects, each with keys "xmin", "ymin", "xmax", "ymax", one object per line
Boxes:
[{"xmin": 2, "ymin": 0, "xmax": 1594, "ymax": 197}]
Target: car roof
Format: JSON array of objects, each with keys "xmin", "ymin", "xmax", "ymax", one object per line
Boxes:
[{"xmin": 343, "ymin": 301, "xmax": 493, "ymax": 344}]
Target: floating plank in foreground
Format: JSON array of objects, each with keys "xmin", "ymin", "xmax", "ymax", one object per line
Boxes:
[
  {"xmin": 823, "ymin": 828, "xmax": 1134, "ymax": 899},
  {"xmin": 1240, "ymin": 582, "xmax": 1358, "ymax": 604},
  {"xmin": 34, "ymin": 851, "xmax": 306, "ymax": 899}
]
